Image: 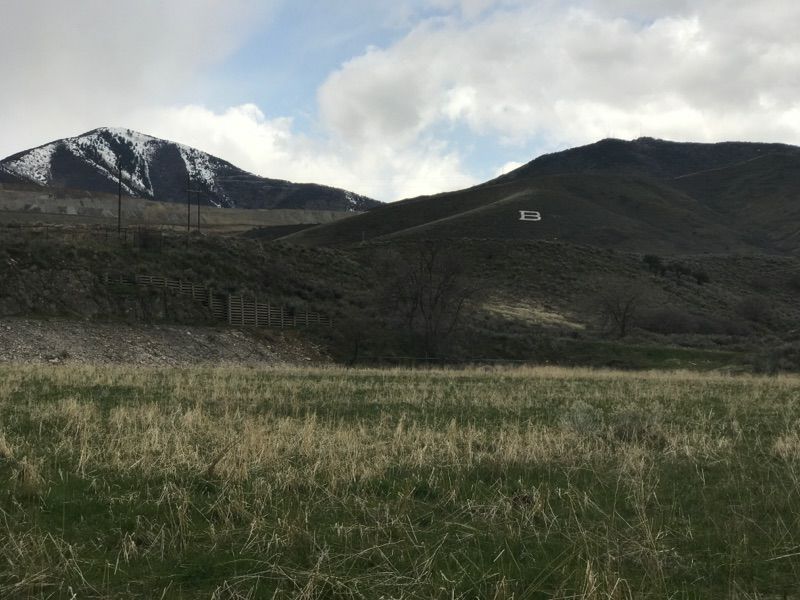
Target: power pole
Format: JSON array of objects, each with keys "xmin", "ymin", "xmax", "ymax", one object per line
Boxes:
[
  {"xmin": 186, "ymin": 174, "xmax": 204, "ymax": 233},
  {"xmin": 186, "ymin": 172, "xmax": 191, "ymax": 233},
  {"xmin": 196, "ymin": 189, "xmax": 201, "ymax": 232},
  {"xmin": 117, "ymin": 155, "xmax": 122, "ymax": 235}
]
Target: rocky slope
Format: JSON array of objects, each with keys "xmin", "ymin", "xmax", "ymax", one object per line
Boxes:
[{"xmin": 0, "ymin": 317, "xmax": 327, "ymax": 366}]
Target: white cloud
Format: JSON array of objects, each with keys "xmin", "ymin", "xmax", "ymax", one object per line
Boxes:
[
  {"xmin": 127, "ymin": 104, "xmax": 477, "ymax": 201},
  {"xmin": 316, "ymin": 0, "xmax": 800, "ymax": 158},
  {"xmin": 494, "ymin": 161, "xmax": 523, "ymax": 177},
  {"xmin": 0, "ymin": 1, "xmax": 477, "ymax": 201},
  {"xmin": 3, "ymin": 0, "xmax": 800, "ymax": 203},
  {"xmin": 0, "ymin": 0, "xmax": 274, "ymax": 158}
]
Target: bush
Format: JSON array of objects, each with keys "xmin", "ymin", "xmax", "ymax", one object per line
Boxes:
[
  {"xmin": 735, "ymin": 296, "xmax": 773, "ymax": 324},
  {"xmin": 638, "ymin": 307, "xmax": 750, "ymax": 336},
  {"xmin": 786, "ymin": 273, "xmax": 800, "ymax": 292},
  {"xmin": 666, "ymin": 262, "xmax": 692, "ymax": 281},
  {"xmin": 752, "ymin": 343, "xmax": 800, "ymax": 373},
  {"xmin": 643, "ymin": 254, "xmax": 665, "ymax": 275},
  {"xmin": 637, "ymin": 307, "xmax": 696, "ymax": 334},
  {"xmin": 135, "ymin": 229, "xmax": 163, "ymax": 251},
  {"xmin": 747, "ymin": 275, "xmax": 771, "ymax": 292}
]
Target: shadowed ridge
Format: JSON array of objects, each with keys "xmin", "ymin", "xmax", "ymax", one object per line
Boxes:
[{"xmin": 280, "ymin": 138, "xmax": 800, "ymax": 254}]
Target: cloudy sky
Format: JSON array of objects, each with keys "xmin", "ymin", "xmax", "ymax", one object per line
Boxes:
[{"xmin": 2, "ymin": 0, "xmax": 799, "ymax": 201}]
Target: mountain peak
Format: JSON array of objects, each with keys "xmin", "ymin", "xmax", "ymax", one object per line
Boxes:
[{"xmin": 0, "ymin": 129, "xmax": 379, "ymax": 211}]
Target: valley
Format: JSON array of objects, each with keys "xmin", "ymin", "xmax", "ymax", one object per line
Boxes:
[
  {"xmin": 2, "ymin": 136, "xmax": 800, "ymax": 372},
  {"xmin": 4, "ymin": 2, "xmax": 798, "ymax": 596},
  {"xmin": 0, "ymin": 182, "xmax": 354, "ymax": 233},
  {"xmin": 3, "ymin": 133, "xmax": 800, "ymax": 599}
]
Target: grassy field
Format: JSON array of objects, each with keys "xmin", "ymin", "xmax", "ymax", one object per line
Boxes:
[{"xmin": 1, "ymin": 365, "xmax": 800, "ymax": 598}]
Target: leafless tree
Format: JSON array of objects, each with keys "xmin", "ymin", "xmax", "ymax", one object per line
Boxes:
[
  {"xmin": 595, "ymin": 278, "xmax": 646, "ymax": 338},
  {"xmin": 383, "ymin": 241, "xmax": 477, "ymax": 358}
]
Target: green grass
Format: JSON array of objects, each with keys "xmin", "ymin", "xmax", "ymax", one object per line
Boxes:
[
  {"xmin": 550, "ymin": 339, "xmax": 744, "ymax": 370},
  {"xmin": 1, "ymin": 365, "xmax": 800, "ymax": 598}
]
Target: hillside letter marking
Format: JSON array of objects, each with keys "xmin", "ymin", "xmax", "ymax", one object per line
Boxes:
[{"xmin": 519, "ymin": 210, "xmax": 542, "ymax": 221}]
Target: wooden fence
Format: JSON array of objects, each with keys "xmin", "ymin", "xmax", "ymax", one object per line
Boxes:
[{"xmin": 102, "ymin": 273, "xmax": 333, "ymax": 328}]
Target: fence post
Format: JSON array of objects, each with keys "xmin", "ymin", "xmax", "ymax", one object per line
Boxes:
[{"xmin": 227, "ymin": 295, "xmax": 232, "ymax": 325}]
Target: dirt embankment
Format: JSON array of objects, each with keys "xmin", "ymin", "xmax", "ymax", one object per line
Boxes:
[
  {"xmin": 0, "ymin": 184, "xmax": 354, "ymax": 232},
  {"xmin": 0, "ymin": 317, "xmax": 329, "ymax": 366}
]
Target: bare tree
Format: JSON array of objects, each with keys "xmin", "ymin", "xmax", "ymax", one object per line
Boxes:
[
  {"xmin": 383, "ymin": 241, "xmax": 476, "ymax": 358},
  {"xmin": 595, "ymin": 278, "xmax": 646, "ymax": 338}
]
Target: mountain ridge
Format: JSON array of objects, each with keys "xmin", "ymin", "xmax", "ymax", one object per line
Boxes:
[
  {"xmin": 492, "ymin": 137, "xmax": 800, "ymax": 183},
  {"xmin": 280, "ymin": 137, "xmax": 800, "ymax": 254},
  {"xmin": 1, "ymin": 128, "xmax": 379, "ymax": 212}
]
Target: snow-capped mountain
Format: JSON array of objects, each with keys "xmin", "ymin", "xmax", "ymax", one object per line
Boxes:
[{"xmin": 0, "ymin": 128, "xmax": 379, "ymax": 211}]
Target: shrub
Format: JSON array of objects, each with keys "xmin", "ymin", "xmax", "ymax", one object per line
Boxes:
[
  {"xmin": 637, "ymin": 307, "xmax": 696, "ymax": 334},
  {"xmin": 638, "ymin": 307, "xmax": 750, "ymax": 336},
  {"xmin": 747, "ymin": 275, "xmax": 771, "ymax": 292},
  {"xmin": 666, "ymin": 262, "xmax": 692, "ymax": 281},
  {"xmin": 752, "ymin": 342, "xmax": 800, "ymax": 373},
  {"xmin": 786, "ymin": 273, "xmax": 800, "ymax": 292},
  {"xmin": 735, "ymin": 296, "xmax": 772, "ymax": 324},
  {"xmin": 643, "ymin": 254, "xmax": 665, "ymax": 275}
]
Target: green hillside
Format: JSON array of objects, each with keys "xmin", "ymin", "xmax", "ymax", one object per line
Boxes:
[
  {"xmin": 494, "ymin": 137, "xmax": 800, "ymax": 181},
  {"xmin": 4, "ymin": 137, "xmax": 800, "ymax": 370},
  {"xmin": 4, "ymin": 223, "xmax": 800, "ymax": 369},
  {"xmin": 672, "ymin": 153, "xmax": 800, "ymax": 251},
  {"xmin": 281, "ymin": 138, "xmax": 800, "ymax": 255}
]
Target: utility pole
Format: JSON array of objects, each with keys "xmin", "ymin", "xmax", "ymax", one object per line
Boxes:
[
  {"xmin": 186, "ymin": 173, "xmax": 204, "ymax": 233},
  {"xmin": 117, "ymin": 155, "xmax": 122, "ymax": 235},
  {"xmin": 186, "ymin": 172, "xmax": 191, "ymax": 233}
]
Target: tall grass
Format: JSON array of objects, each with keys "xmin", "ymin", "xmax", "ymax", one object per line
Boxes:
[{"xmin": 0, "ymin": 364, "xmax": 798, "ymax": 598}]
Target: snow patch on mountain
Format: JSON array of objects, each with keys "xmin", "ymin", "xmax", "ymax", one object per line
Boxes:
[
  {"xmin": 106, "ymin": 127, "xmax": 155, "ymax": 159},
  {"xmin": 1, "ymin": 127, "xmax": 379, "ymax": 211},
  {"xmin": 177, "ymin": 145, "xmax": 226, "ymax": 207},
  {"xmin": 344, "ymin": 191, "xmax": 362, "ymax": 211},
  {"xmin": 4, "ymin": 144, "xmax": 57, "ymax": 185},
  {"xmin": 88, "ymin": 128, "xmax": 157, "ymax": 194}
]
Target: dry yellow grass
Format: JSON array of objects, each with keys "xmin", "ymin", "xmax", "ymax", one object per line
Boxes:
[{"xmin": 1, "ymin": 364, "xmax": 799, "ymax": 598}]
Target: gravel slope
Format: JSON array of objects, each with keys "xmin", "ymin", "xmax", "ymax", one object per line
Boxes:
[{"xmin": 0, "ymin": 317, "xmax": 328, "ymax": 366}]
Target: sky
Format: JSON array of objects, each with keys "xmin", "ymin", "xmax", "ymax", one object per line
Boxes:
[{"xmin": 2, "ymin": 0, "xmax": 799, "ymax": 202}]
